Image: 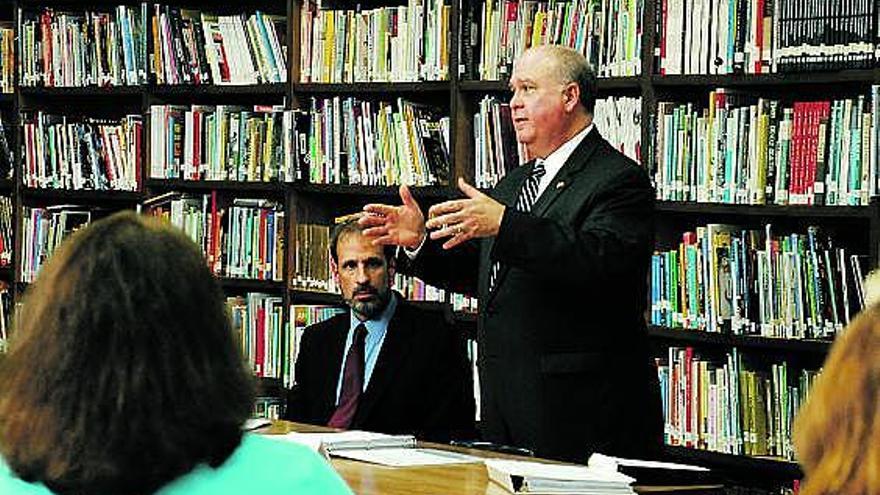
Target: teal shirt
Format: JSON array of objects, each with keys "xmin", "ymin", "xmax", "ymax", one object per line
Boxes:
[{"xmin": 0, "ymin": 434, "xmax": 353, "ymax": 495}]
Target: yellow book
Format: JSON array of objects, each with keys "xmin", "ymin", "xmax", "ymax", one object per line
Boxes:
[
  {"xmin": 322, "ymin": 12, "xmax": 334, "ymax": 83},
  {"xmin": 263, "ymin": 114, "xmax": 275, "ymax": 181}
]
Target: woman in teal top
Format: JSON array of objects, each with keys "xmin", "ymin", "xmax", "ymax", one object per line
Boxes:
[
  {"xmin": 0, "ymin": 212, "xmax": 351, "ymax": 495},
  {"xmin": 0, "ymin": 434, "xmax": 351, "ymax": 494}
]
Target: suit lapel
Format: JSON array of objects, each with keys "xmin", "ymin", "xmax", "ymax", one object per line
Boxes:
[
  {"xmin": 354, "ymin": 300, "xmax": 413, "ymax": 425},
  {"xmin": 530, "ymin": 128, "xmax": 603, "ymax": 217},
  {"xmin": 486, "ymin": 131, "xmax": 603, "ymax": 300}
]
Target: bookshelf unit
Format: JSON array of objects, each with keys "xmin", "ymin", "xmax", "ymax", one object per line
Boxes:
[{"xmin": 0, "ymin": 0, "xmax": 873, "ymax": 488}]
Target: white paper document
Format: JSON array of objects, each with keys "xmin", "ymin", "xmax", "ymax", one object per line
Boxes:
[
  {"xmin": 588, "ymin": 453, "xmax": 710, "ymax": 472},
  {"xmin": 333, "ymin": 447, "xmax": 482, "ymax": 467}
]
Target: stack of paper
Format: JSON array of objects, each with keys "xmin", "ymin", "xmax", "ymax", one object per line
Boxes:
[
  {"xmin": 486, "ymin": 459, "xmax": 636, "ymax": 494},
  {"xmin": 275, "ymin": 430, "xmax": 481, "ymax": 467}
]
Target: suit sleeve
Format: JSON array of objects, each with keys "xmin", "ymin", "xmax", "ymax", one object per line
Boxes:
[
  {"xmin": 397, "ymin": 235, "xmax": 480, "ymax": 296},
  {"xmin": 417, "ymin": 316, "xmax": 477, "ymax": 442},
  {"xmin": 284, "ymin": 330, "xmax": 312, "ymax": 422},
  {"xmin": 492, "ymin": 165, "xmax": 654, "ymax": 289}
]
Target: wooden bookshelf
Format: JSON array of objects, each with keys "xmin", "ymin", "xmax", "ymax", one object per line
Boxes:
[
  {"xmin": 647, "ymin": 325, "xmax": 832, "ymax": 355},
  {"xmin": 144, "ymin": 179, "xmax": 287, "ymax": 194},
  {"xmin": 18, "ymin": 86, "xmax": 144, "ymax": 97},
  {"xmin": 655, "ymin": 200, "xmax": 880, "ymax": 219},
  {"xmin": 293, "ymin": 81, "xmax": 451, "ymax": 94},
  {"xmin": 149, "ymin": 83, "xmax": 287, "ymax": 97},
  {"xmin": 663, "ymin": 446, "xmax": 802, "ymax": 482},
  {"xmin": 218, "ymin": 278, "xmax": 286, "ymax": 292},
  {"xmin": 291, "ymin": 183, "xmax": 452, "ymax": 199},
  {"xmin": 652, "ymin": 70, "xmax": 878, "ymax": 87},
  {"xmin": 288, "ymin": 289, "xmax": 343, "ymax": 306},
  {"xmin": 19, "ymin": 188, "xmax": 144, "ymax": 203}
]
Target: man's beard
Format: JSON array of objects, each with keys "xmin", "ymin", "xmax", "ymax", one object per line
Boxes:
[{"xmin": 347, "ymin": 285, "xmax": 391, "ymax": 320}]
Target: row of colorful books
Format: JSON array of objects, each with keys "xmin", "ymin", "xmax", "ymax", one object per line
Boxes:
[
  {"xmin": 658, "ymin": 346, "xmax": 819, "ymax": 460},
  {"xmin": 153, "ymin": 6, "xmax": 287, "ymax": 86},
  {"xmin": 19, "ymin": 205, "xmax": 91, "ymax": 283},
  {"xmin": 146, "ymin": 192, "xmax": 284, "ymax": 281},
  {"xmin": 22, "ymin": 112, "xmax": 142, "ymax": 191},
  {"xmin": 460, "ymin": 0, "xmax": 643, "ymax": 80},
  {"xmin": 19, "ymin": 6, "xmax": 149, "ymax": 87},
  {"xmin": 18, "ymin": 5, "xmax": 286, "ymax": 87},
  {"xmin": 658, "ymin": 0, "xmax": 876, "ymax": 75},
  {"xmin": 299, "ymin": 0, "xmax": 450, "ymax": 83},
  {"xmin": 653, "ymin": 87, "xmax": 880, "ymax": 206},
  {"xmin": 652, "ymin": 223, "xmax": 867, "ymax": 339},
  {"xmin": 298, "ymin": 97, "xmax": 450, "ymax": 186},
  {"xmin": 230, "ymin": 292, "xmax": 285, "ymax": 379},
  {"xmin": 149, "ymin": 104, "xmax": 298, "ymax": 182}
]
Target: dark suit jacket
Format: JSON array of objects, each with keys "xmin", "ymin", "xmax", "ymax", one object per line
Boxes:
[
  {"xmin": 404, "ymin": 129, "xmax": 663, "ymax": 462},
  {"xmin": 284, "ymin": 295, "xmax": 476, "ymax": 442}
]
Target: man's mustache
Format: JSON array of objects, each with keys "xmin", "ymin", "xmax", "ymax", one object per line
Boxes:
[{"xmin": 353, "ymin": 286, "xmax": 378, "ymax": 296}]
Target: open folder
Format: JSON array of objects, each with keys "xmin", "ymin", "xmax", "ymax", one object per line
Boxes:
[{"xmin": 275, "ymin": 430, "xmax": 482, "ymax": 467}]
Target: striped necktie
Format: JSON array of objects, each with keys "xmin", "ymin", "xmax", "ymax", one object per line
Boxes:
[{"xmin": 488, "ymin": 160, "xmax": 546, "ymax": 291}]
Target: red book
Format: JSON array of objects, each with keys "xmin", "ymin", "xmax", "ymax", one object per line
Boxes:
[
  {"xmin": 259, "ymin": 209, "xmax": 268, "ymax": 279},
  {"xmin": 790, "ymin": 102, "xmax": 804, "ymax": 201},
  {"xmin": 684, "ymin": 346, "xmax": 694, "ymax": 448},
  {"xmin": 660, "ymin": 0, "xmax": 668, "ymax": 75},
  {"xmin": 41, "ymin": 11, "xmax": 54, "ymax": 86},
  {"xmin": 209, "ymin": 191, "xmax": 218, "ymax": 273},
  {"xmin": 192, "ymin": 109, "xmax": 201, "ymax": 180},
  {"xmin": 754, "ymin": 0, "xmax": 765, "ymax": 74},
  {"xmin": 255, "ymin": 304, "xmax": 265, "ymax": 376}
]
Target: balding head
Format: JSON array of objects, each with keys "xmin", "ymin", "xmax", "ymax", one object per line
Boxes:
[{"xmin": 516, "ymin": 45, "xmax": 597, "ymax": 114}]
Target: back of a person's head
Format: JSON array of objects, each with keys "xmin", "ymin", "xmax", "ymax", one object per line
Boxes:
[
  {"xmin": 794, "ymin": 274, "xmax": 880, "ymax": 495},
  {"xmin": 0, "ymin": 211, "xmax": 255, "ymax": 495}
]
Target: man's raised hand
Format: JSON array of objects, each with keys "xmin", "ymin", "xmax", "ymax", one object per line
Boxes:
[
  {"xmin": 359, "ymin": 184, "xmax": 426, "ymax": 248},
  {"xmin": 425, "ymin": 178, "xmax": 506, "ymax": 250}
]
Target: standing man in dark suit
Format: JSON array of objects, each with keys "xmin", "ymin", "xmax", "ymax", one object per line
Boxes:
[
  {"xmin": 285, "ymin": 218, "xmax": 475, "ymax": 442},
  {"xmin": 359, "ymin": 44, "xmax": 662, "ymax": 463}
]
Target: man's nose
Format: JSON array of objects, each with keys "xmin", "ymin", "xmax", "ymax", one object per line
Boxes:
[{"xmin": 510, "ymin": 90, "xmax": 523, "ymax": 107}]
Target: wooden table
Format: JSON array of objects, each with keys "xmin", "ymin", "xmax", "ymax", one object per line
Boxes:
[{"xmin": 264, "ymin": 421, "xmax": 723, "ymax": 495}]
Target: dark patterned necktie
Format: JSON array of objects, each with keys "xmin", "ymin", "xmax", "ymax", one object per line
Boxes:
[
  {"xmin": 328, "ymin": 323, "xmax": 368, "ymax": 428},
  {"xmin": 488, "ymin": 160, "xmax": 546, "ymax": 291}
]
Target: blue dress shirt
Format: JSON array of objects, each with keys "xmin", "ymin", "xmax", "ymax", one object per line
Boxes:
[{"xmin": 334, "ymin": 293, "xmax": 398, "ymax": 404}]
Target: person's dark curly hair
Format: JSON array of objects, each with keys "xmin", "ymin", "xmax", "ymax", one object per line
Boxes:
[{"xmin": 0, "ymin": 211, "xmax": 254, "ymax": 495}]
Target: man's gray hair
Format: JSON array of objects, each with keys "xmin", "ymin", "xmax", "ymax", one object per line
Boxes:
[{"xmin": 525, "ymin": 44, "xmax": 597, "ymax": 114}]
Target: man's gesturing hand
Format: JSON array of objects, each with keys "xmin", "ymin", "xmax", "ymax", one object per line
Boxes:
[
  {"xmin": 359, "ymin": 184, "xmax": 426, "ymax": 248},
  {"xmin": 425, "ymin": 178, "xmax": 506, "ymax": 250}
]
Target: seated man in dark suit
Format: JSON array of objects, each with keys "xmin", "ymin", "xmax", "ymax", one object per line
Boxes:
[{"xmin": 285, "ymin": 217, "xmax": 475, "ymax": 442}]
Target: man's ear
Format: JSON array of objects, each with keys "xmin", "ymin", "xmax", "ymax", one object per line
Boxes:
[
  {"xmin": 563, "ymin": 82, "xmax": 580, "ymax": 112},
  {"xmin": 330, "ymin": 256, "xmax": 340, "ymax": 284},
  {"xmin": 387, "ymin": 256, "xmax": 397, "ymax": 278}
]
